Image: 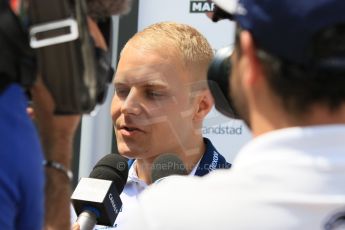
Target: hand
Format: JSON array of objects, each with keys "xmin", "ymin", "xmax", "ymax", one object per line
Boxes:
[{"xmin": 72, "ymin": 222, "xmax": 80, "ymax": 230}]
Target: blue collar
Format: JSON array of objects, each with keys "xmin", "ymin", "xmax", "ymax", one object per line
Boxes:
[
  {"xmin": 194, "ymin": 138, "xmax": 231, "ymax": 176},
  {"xmin": 127, "ymin": 138, "xmax": 231, "ymax": 177}
]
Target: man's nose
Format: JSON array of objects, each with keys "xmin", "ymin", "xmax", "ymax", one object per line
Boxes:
[{"xmin": 120, "ymin": 88, "xmax": 141, "ymax": 115}]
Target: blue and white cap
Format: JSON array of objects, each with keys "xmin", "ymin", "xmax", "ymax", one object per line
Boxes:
[{"xmin": 213, "ymin": 0, "xmax": 345, "ymax": 65}]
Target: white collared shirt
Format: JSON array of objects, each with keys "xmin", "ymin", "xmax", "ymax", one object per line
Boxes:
[
  {"xmin": 125, "ymin": 125, "xmax": 345, "ymax": 230},
  {"xmin": 94, "ymin": 158, "xmax": 202, "ymax": 229}
]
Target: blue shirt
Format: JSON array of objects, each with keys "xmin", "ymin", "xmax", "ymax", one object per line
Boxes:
[
  {"xmin": 194, "ymin": 137, "xmax": 231, "ymax": 176},
  {"xmin": 0, "ymin": 84, "xmax": 44, "ymax": 229}
]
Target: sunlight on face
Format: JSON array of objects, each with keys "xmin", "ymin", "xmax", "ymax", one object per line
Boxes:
[{"xmin": 111, "ymin": 44, "xmax": 198, "ymax": 160}]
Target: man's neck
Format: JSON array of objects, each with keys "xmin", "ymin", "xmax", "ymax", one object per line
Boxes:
[
  {"xmin": 251, "ymin": 104, "xmax": 345, "ymax": 137},
  {"xmin": 135, "ymin": 136, "xmax": 206, "ymax": 185},
  {"xmin": 135, "ymin": 158, "xmax": 154, "ymax": 185}
]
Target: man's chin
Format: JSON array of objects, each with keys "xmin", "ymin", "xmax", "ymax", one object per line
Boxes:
[
  {"xmin": 117, "ymin": 149, "xmax": 137, "ymax": 159},
  {"xmin": 117, "ymin": 145, "xmax": 145, "ymax": 159}
]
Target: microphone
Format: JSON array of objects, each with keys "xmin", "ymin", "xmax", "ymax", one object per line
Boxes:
[
  {"xmin": 151, "ymin": 154, "xmax": 188, "ymax": 183},
  {"xmin": 71, "ymin": 154, "xmax": 129, "ymax": 230}
]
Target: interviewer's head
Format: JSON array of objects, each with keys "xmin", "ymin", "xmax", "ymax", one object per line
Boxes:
[
  {"xmin": 212, "ymin": 0, "xmax": 345, "ymax": 135},
  {"xmin": 111, "ymin": 22, "xmax": 214, "ymax": 160}
]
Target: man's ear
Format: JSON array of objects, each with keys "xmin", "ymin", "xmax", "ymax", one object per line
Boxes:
[
  {"xmin": 193, "ymin": 90, "xmax": 214, "ymax": 122},
  {"xmin": 239, "ymin": 30, "xmax": 263, "ymax": 87}
]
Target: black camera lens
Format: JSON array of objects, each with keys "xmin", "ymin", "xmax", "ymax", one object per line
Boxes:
[
  {"xmin": 211, "ymin": 5, "xmax": 234, "ymax": 22},
  {"xmin": 207, "ymin": 46, "xmax": 239, "ymax": 119}
]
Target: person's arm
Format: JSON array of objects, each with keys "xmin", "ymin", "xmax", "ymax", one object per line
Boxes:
[{"xmin": 31, "ymin": 78, "xmax": 81, "ymax": 230}]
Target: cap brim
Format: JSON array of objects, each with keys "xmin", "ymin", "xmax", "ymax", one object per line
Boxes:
[{"xmin": 212, "ymin": 0, "xmax": 238, "ymax": 14}]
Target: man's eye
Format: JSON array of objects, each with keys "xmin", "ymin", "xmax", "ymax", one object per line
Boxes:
[
  {"xmin": 115, "ymin": 88, "xmax": 129, "ymax": 98},
  {"xmin": 146, "ymin": 90, "xmax": 164, "ymax": 99}
]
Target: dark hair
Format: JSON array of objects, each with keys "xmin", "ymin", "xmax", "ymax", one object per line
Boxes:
[
  {"xmin": 86, "ymin": 0, "xmax": 132, "ymax": 20},
  {"xmin": 235, "ymin": 24, "xmax": 345, "ymax": 115}
]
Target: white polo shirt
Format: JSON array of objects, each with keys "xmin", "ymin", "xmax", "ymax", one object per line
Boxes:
[
  {"xmin": 72, "ymin": 138, "xmax": 230, "ymax": 229},
  {"xmin": 93, "ymin": 159, "xmax": 201, "ymax": 230},
  {"xmin": 125, "ymin": 125, "xmax": 345, "ymax": 230}
]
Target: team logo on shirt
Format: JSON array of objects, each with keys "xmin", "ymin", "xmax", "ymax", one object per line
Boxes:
[{"xmin": 208, "ymin": 151, "xmax": 219, "ymax": 171}]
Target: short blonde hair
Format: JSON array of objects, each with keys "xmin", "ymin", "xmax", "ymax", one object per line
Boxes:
[{"xmin": 125, "ymin": 22, "xmax": 213, "ymax": 81}]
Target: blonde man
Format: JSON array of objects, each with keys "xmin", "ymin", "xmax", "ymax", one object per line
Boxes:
[{"xmin": 86, "ymin": 22, "xmax": 231, "ymax": 230}]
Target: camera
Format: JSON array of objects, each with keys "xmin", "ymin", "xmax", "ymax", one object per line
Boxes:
[
  {"xmin": 207, "ymin": 46, "xmax": 239, "ymax": 119},
  {"xmin": 206, "ymin": 1, "xmax": 239, "ymax": 119},
  {"xmin": 29, "ymin": 0, "xmax": 113, "ymax": 114}
]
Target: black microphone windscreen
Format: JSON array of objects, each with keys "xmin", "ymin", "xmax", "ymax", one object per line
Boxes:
[
  {"xmin": 151, "ymin": 154, "xmax": 188, "ymax": 183},
  {"xmin": 89, "ymin": 154, "xmax": 128, "ymax": 194}
]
